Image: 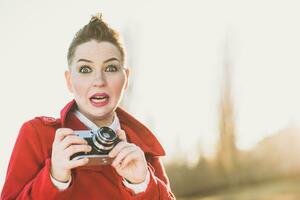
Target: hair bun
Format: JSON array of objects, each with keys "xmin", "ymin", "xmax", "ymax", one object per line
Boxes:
[{"xmin": 90, "ymin": 13, "xmax": 102, "ymax": 23}]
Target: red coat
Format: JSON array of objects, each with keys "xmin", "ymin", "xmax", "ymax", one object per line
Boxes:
[{"xmin": 1, "ymin": 100, "xmax": 175, "ymax": 200}]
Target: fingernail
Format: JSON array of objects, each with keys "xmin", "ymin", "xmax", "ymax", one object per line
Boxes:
[
  {"xmin": 120, "ymin": 163, "xmax": 125, "ymax": 169},
  {"xmin": 85, "ymin": 147, "xmax": 91, "ymax": 152},
  {"xmin": 119, "ymin": 164, "xmax": 123, "ymax": 169}
]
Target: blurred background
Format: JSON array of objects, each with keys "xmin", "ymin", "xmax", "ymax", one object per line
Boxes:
[{"xmin": 1, "ymin": 0, "xmax": 300, "ymax": 199}]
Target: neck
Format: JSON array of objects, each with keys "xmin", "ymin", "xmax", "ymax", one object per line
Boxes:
[
  {"xmin": 93, "ymin": 114, "xmax": 115, "ymax": 127},
  {"xmin": 78, "ymin": 108, "xmax": 115, "ymax": 127}
]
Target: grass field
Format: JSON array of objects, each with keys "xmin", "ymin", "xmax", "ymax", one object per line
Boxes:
[{"xmin": 177, "ymin": 178, "xmax": 300, "ymax": 200}]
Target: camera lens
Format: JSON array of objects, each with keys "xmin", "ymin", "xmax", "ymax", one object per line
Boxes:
[{"xmin": 92, "ymin": 127, "xmax": 118, "ymax": 153}]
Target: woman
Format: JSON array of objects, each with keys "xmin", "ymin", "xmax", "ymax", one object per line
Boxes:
[{"xmin": 1, "ymin": 14, "xmax": 175, "ymax": 200}]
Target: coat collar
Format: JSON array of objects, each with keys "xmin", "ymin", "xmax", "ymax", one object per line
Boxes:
[{"xmin": 60, "ymin": 100, "xmax": 165, "ymax": 157}]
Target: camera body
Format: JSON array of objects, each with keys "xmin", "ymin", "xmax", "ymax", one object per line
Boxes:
[{"xmin": 70, "ymin": 127, "xmax": 120, "ymax": 165}]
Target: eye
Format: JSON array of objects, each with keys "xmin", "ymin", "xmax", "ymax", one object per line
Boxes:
[
  {"xmin": 79, "ymin": 66, "xmax": 92, "ymax": 73},
  {"xmin": 104, "ymin": 64, "xmax": 119, "ymax": 72}
]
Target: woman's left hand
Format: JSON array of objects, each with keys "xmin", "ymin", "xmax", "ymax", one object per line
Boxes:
[{"xmin": 108, "ymin": 129, "xmax": 148, "ymax": 184}]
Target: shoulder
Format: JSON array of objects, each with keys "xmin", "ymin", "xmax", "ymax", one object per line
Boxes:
[
  {"xmin": 16, "ymin": 116, "xmax": 61, "ymax": 145},
  {"xmin": 18, "ymin": 116, "xmax": 61, "ymax": 136},
  {"xmin": 12, "ymin": 117, "xmax": 60, "ymax": 160},
  {"xmin": 34, "ymin": 116, "xmax": 61, "ymax": 126}
]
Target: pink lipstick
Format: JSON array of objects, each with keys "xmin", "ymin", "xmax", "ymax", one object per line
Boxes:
[{"xmin": 89, "ymin": 93, "xmax": 110, "ymax": 107}]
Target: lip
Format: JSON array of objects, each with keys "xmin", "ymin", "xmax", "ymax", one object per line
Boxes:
[{"xmin": 89, "ymin": 92, "xmax": 110, "ymax": 107}]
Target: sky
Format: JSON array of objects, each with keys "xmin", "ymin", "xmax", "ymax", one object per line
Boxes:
[{"xmin": 1, "ymin": 0, "xmax": 300, "ymax": 190}]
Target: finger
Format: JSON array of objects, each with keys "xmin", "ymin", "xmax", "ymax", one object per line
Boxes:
[
  {"xmin": 119, "ymin": 151, "xmax": 142, "ymax": 169},
  {"xmin": 116, "ymin": 129, "xmax": 127, "ymax": 142},
  {"xmin": 65, "ymin": 144, "xmax": 92, "ymax": 158},
  {"xmin": 111, "ymin": 146, "xmax": 136, "ymax": 167},
  {"xmin": 108, "ymin": 142, "xmax": 134, "ymax": 158},
  {"xmin": 67, "ymin": 157, "xmax": 89, "ymax": 169},
  {"xmin": 60, "ymin": 135, "xmax": 88, "ymax": 149},
  {"xmin": 54, "ymin": 128, "xmax": 74, "ymax": 142},
  {"xmin": 119, "ymin": 145, "xmax": 144, "ymax": 168}
]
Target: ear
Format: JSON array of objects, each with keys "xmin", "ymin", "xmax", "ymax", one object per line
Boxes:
[
  {"xmin": 124, "ymin": 67, "xmax": 130, "ymax": 90},
  {"xmin": 65, "ymin": 70, "xmax": 73, "ymax": 93}
]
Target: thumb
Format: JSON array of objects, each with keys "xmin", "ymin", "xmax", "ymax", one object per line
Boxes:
[{"xmin": 116, "ymin": 129, "xmax": 127, "ymax": 142}]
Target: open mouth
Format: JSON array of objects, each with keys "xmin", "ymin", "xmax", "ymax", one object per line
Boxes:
[{"xmin": 89, "ymin": 93, "xmax": 110, "ymax": 106}]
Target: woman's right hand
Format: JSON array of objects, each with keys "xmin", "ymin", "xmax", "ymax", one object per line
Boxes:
[{"xmin": 50, "ymin": 128, "xmax": 91, "ymax": 182}]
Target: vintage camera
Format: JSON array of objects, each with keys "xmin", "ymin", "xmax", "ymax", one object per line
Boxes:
[{"xmin": 70, "ymin": 127, "xmax": 120, "ymax": 165}]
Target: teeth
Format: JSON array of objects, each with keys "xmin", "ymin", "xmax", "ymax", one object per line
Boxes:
[
  {"xmin": 91, "ymin": 97, "xmax": 107, "ymax": 103},
  {"xmin": 93, "ymin": 96, "xmax": 105, "ymax": 99},
  {"xmin": 90, "ymin": 95, "xmax": 108, "ymax": 103}
]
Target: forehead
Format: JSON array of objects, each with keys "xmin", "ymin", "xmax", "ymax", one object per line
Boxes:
[{"xmin": 73, "ymin": 40, "xmax": 122, "ymax": 64}]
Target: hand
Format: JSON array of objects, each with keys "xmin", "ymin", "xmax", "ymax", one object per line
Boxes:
[
  {"xmin": 51, "ymin": 128, "xmax": 91, "ymax": 182},
  {"xmin": 109, "ymin": 129, "xmax": 148, "ymax": 184}
]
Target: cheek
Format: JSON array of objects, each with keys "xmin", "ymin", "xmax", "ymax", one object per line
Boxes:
[
  {"xmin": 109, "ymin": 76, "xmax": 126, "ymax": 94},
  {"xmin": 71, "ymin": 77, "xmax": 89, "ymax": 96}
]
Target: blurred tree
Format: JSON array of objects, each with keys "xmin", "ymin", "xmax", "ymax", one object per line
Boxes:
[{"xmin": 216, "ymin": 41, "xmax": 238, "ymax": 176}]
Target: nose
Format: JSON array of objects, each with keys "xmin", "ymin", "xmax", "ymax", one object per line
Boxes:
[{"xmin": 92, "ymin": 71, "xmax": 106, "ymax": 87}]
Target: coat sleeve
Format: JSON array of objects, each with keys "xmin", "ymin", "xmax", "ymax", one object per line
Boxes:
[
  {"xmin": 119, "ymin": 155, "xmax": 176, "ymax": 200},
  {"xmin": 1, "ymin": 121, "xmax": 73, "ymax": 200}
]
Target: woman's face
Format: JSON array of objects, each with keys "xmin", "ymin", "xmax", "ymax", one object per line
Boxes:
[{"xmin": 65, "ymin": 40, "xmax": 129, "ymax": 125}]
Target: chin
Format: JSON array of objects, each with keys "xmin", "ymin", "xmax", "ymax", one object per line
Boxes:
[{"xmin": 90, "ymin": 107, "xmax": 115, "ymax": 118}]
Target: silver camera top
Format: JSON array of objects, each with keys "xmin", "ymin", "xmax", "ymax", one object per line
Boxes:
[{"xmin": 74, "ymin": 130, "xmax": 94, "ymax": 138}]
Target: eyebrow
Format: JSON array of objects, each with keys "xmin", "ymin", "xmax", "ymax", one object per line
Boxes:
[{"xmin": 76, "ymin": 57, "xmax": 120, "ymax": 64}]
